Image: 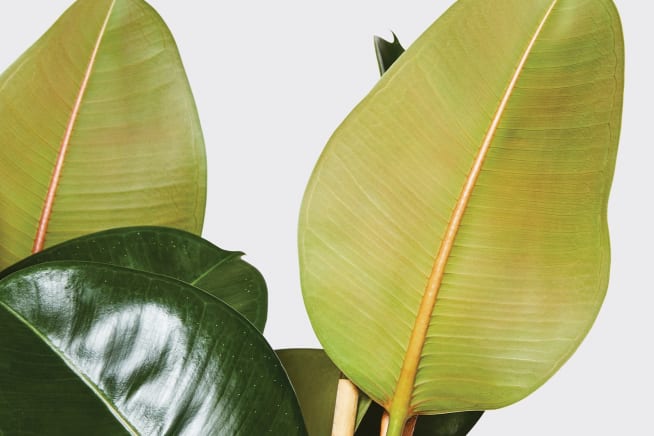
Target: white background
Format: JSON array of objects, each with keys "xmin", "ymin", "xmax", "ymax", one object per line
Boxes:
[{"xmin": 1, "ymin": 1, "xmax": 652, "ymax": 435}]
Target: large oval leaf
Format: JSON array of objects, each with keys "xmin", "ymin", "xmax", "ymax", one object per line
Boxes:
[
  {"xmin": 0, "ymin": 0, "xmax": 206, "ymax": 269},
  {"xmin": 0, "ymin": 262, "xmax": 306, "ymax": 435},
  {"xmin": 0, "ymin": 226, "xmax": 267, "ymax": 331},
  {"xmin": 299, "ymin": 0, "xmax": 623, "ymax": 432}
]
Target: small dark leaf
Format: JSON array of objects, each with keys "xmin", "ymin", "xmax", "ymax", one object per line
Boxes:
[{"xmin": 374, "ymin": 32, "xmax": 405, "ymax": 75}]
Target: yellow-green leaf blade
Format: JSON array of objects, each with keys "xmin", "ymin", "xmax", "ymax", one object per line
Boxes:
[
  {"xmin": 299, "ymin": 0, "xmax": 623, "ymax": 420},
  {"xmin": 0, "ymin": 0, "xmax": 206, "ymax": 268}
]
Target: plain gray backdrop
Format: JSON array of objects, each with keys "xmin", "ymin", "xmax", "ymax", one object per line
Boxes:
[{"xmin": 0, "ymin": 1, "xmax": 651, "ymax": 435}]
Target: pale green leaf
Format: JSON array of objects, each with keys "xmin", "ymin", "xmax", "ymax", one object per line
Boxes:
[
  {"xmin": 299, "ymin": 0, "xmax": 624, "ymax": 432},
  {"xmin": 0, "ymin": 0, "xmax": 206, "ymax": 268}
]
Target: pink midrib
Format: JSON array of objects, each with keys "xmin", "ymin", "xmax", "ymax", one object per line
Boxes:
[{"xmin": 32, "ymin": 0, "xmax": 116, "ymax": 253}]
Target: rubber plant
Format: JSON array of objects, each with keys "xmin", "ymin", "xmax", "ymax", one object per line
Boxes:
[
  {"xmin": 0, "ymin": 0, "xmax": 624, "ymax": 435},
  {"xmin": 0, "ymin": 0, "xmax": 307, "ymax": 433},
  {"xmin": 299, "ymin": 0, "xmax": 624, "ymax": 435}
]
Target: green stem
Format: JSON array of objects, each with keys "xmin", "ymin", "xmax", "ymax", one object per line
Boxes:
[
  {"xmin": 385, "ymin": 413, "xmax": 417, "ymax": 436},
  {"xmin": 386, "ymin": 411, "xmax": 407, "ymax": 436}
]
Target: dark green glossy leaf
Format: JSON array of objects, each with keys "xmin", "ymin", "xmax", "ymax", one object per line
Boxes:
[
  {"xmin": 411, "ymin": 411, "xmax": 483, "ymax": 436},
  {"xmin": 373, "ymin": 33, "xmax": 405, "ymax": 75},
  {"xmin": 0, "ymin": 262, "xmax": 306, "ymax": 435},
  {"xmin": 277, "ymin": 349, "xmax": 371, "ymax": 436},
  {"xmin": 0, "ymin": 226, "xmax": 266, "ymax": 331},
  {"xmin": 356, "ymin": 403, "xmax": 482, "ymax": 436}
]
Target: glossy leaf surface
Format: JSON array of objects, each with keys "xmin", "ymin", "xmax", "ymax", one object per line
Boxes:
[
  {"xmin": 374, "ymin": 33, "xmax": 405, "ymax": 75},
  {"xmin": 299, "ymin": 0, "xmax": 624, "ymax": 429},
  {"xmin": 0, "ymin": 263, "xmax": 306, "ymax": 435},
  {"xmin": 0, "ymin": 226, "xmax": 267, "ymax": 331},
  {"xmin": 0, "ymin": 0, "xmax": 206, "ymax": 269}
]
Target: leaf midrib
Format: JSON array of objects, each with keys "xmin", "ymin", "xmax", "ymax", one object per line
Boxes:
[
  {"xmin": 190, "ymin": 251, "xmax": 243, "ymax": 286},
  {"xmin": 386, "ymin": 0, "xmax": 560, "ymax": 428},
  {"xmin": 32, "ymin": 0, "xmax": 117, "ymax": 253}
]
